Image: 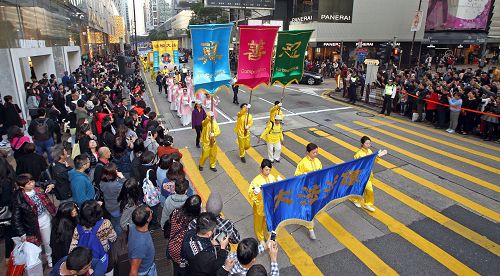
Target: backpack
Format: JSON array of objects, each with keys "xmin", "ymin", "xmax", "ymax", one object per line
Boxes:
[
  {"xmin": 142, "ymin": 169, "xmax": 160, "ymax": 207},
  {"xmin": 76, "ymin": 219, "xmax": 108, "ymax": 265},
  {"xmin": 34, "ymin": 119, "xmax": 50, "ymax": 141}
]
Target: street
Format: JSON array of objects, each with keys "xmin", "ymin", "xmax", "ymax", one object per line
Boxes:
[{"xmin": 142, "ymin": 70, "xmax": 500, "ymax": 275}]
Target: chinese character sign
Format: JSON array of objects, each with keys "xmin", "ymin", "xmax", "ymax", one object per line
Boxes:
[
  {"xmin": 262, "ymin": 153, "xmax": 378, "ymax": 231},
  {"xmin": 237, "ymin": 25, "xmax": 279, "ymax": 89},
  {"xmin": 271, "ymin": 30, "xmax": 313, "ymax": 87},
  {"xmin": 190, "ymin": 23, "xmax": 233, "ymax": 95}
]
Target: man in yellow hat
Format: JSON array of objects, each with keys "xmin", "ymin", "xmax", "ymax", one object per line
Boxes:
[
  {"xmin": 259, "ymin": 115, "xmax": 284, "ymax": 163},
  {"xmin": 234, "ymin": 103, "xmax": 253, "ymax": 163},
  {"xmin": 199, "ymin": 111, "xmax": 220, "ymax": 172},
  {"xmin": 269, "ymin": 101, "xmax": 284, "ymax": 123}
]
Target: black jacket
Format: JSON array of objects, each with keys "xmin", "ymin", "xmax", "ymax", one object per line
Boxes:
[
  {"xmin": 3, "ymin": 102, "xmax": 23, "ymax": 128},
  {"xmin": 182, "ymin": 230, "xmax": 229, "ymax": 276},
  {"xmin": 27, "ymin": 117, "xmax": 56, "ymax": 141},
  {"xmin": 50, "ymin": 162, "xmax": 73, "ymax": 200},
  {"xmin": 15, "ymin": 153, "xmax": 48, "ymax": 181},
  {"xmin": 12, "ymin": 189, "xmax": 55, "ymax": 238}
]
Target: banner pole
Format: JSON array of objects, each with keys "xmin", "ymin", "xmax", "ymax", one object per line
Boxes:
[
  {"xmin": 210, "ymin": 94, "xmax": 214, "ymax": 147},
  {"xmin": 244, "ymin": 89, "xmax": 253, "ymax": 136},
  {"xmin": 280, "ymin": 85, "xmax": 285, "ymax": 103}
]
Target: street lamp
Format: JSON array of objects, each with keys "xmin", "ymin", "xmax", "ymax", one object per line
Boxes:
[{"xmin": 132, "ymin": 0, "xmax": 138, "ymax": 53}]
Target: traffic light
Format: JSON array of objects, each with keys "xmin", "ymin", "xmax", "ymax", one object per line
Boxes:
[{"xmin": 392, "ymin": 47, "xmax": 401, "ymax": 56}]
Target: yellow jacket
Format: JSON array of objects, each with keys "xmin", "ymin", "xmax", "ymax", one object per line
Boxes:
[
  {"xmin": 200, "ymin": 117, "xmax": 220, "ymax": 145},
  {"xmin": 260, "ymin": 121, "xmax": 283, "ymax": 144},
  {"xmin": 234, "ymin": 110, "xmax": 253, "ymax": 137},
  {"xmin": 269, "ymin": 105, "xmax": 284, "ymax": 123},
  {"xmin": 162, "ymin": 69, "xmax": 169, "ymax": 75},
  {"xmin": 295, "ymin": 156, "xmax": 323, "ymax": 176},
  {"xmin": 354, "ymin": 148, "xmax": 379, "ymax": 179},
  {"xmin": 248, "ymin": 173, "xmax": 277, "ymax": 216}
]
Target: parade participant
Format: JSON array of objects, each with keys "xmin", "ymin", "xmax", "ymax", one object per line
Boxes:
[
  {"xmin": 192, "ymin": 101, "xmax": 207, "ymax": 148},
  {"xmin": 248, "ymin": 159, "xmax": 277, "ymax": 243},
  {"xmin": 176, "ymin": 84, "xmax": 183, "ymax": 118},
  {"xmin": 185, "ymin": 71, "xmax": 194, "ymax": 99},
  {"xmin": 155, "ymin": 72, "xmax": 163, "ymax": 94},
  {"xmin": 259, "ymin": 115, "xmax": 284, "ymax": 163},
  {"xmin": 294, "ymin": 143, "xmax": 322, "ymax": 240},
  {"xmin": 234, "ymin": 103, "xmax": 253, "ymax": 163},
  {"xmin": 203, "ymin": 94, "xmax": 219, "ymax": 118},
  {"xmin": 269, "ymin": 101, "xmax": 284, "ymax": 123},
  {"xmin": 199, "ymin": 111, "xmax": 220, "ymax": 172},
  {"xmin": 350, "ymin": 136, "xmax": 387, "ymax": 212},
  {"xmin": 179, "ymin": 88, "xmax": 192, "ymax": 126},
  {"xmin": 170, "ymin": 82, "xmax": 179, "ymax": 111},
  {"xmin": 167, "ymin": 74, "xmax": 174, "ymax": 103}
]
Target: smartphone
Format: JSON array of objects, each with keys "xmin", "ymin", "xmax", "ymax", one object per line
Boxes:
[
  {"xmin": 216, "ymin": 232, "xmax": 227, "ymax": 244},
  {"xmin": 270, "ymin": 231, "xmax": 276, "ymax": 241}
]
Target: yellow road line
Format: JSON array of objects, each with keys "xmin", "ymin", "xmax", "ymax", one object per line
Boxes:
[
  {"xmin": 370, "ymin": 119, "xmax": 500, "ymax": 162},
  {"xmin": 294, "ymin": 128, "xmax": 499, "ymax": 255},
  {"xmin": 140, "ymin": 67, "xmax": 160, "ymax": 115},
  {"xmin": 285, "ymin": 131, "xmax": 484, "ymax": 273},
  {"xmin": 336, "ymin": 123, "xmax": 500, "ymax": 193},
  {"xmin": 180, "ymin": 148, "xmax": 211, "ymax": 203},
  {"xmin": 217, "ymin": 146, "xmax": 323, "ymax": 275},
  {"xmin": 354, "ymin": 121, "xmax": 499, "ymax": 174},
  {"xmin": 370, "ymin": 210, "xmax": 479, "ymax": 275},
  {"xmin": 320, "ymin": 92, "xmax": 500, "ymax": 152},
  {"xmin": 252, "ymin": 146, "xmax": 397, "ymax": 275},
  {"xmin": 309, "ymin": 128, "xmax": 500, "ymax": 222}
]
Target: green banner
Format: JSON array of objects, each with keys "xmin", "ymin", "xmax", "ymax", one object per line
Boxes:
[{"xmin": 271, "ymin": 30, "xmax": 313, "ymax": 87}]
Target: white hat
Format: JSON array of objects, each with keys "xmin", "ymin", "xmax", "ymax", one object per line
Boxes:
[
  {"xmin": 85, "ymin": 101, "xmax": 95, "ymax": 110},
  {"xmin": 274, "ymin": 115, "xmax": 283, "ymax": 121}
]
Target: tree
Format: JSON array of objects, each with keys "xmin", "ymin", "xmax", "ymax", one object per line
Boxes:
[
  {"xmin": 148, "ymin": 29, "xmax": 169, "ymax": 41},
  {"xmin": 189, "ymin": 1, "xmax": 229, "ymax": 26}
]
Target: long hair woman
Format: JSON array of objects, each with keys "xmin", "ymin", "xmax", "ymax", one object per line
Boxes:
[{"xmin": 50, "ymin": 201, "xmax": 79, "ymax": 264}]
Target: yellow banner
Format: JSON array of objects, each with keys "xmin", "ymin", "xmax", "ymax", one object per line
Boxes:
[{"xmin": 152, "ymin": 40, "xmax": 159, "ymax": 51}]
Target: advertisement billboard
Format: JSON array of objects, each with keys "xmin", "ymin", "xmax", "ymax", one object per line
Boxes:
[
  {"xmin": 425, "ymin": 0, "xmax": 493, "ymax": 31},
  {"xmin": 204, "ymin": 0, "xmax": 275, "ymax": 9},
  {"xmin": 292, "ymin": 0, "xmax": 353, "ymax": 23}
]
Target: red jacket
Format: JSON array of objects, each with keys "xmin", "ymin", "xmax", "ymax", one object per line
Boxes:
[{"xmin": 426, "ymin": 92, "xmax": 439, "ymax": 110}]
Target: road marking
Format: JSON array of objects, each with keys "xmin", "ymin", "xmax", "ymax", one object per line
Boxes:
[
  {"xmin": 274, "ymin": 84, "xmax": 321, "ymax": 97},
  {"xmin": 336, "ymin": 123, "xmax": 500, "ymax": 193},
  {"xmin": 284, "ymin": 131, "xmax": 482, "ymax": 274},
  {"xmin": 168, "ymin": 107, "xmax": 353, "ymax": 132},
  {"xmin": 308, "ymin": 128, "xmax": 500, "ymax": 222},
  {"xmin": 299, "ymin": 128, "xmax": 500, "ymax": 256},
  {"xmin": 371, "ymin": 209, "xmax": 479, "ymax": 275},
  {"xmin": 179, "ymin": 148, "xmax": 211, "ymax": 203},
  {"xmin": 217, "ymin": 146, "xmax": 323, "ymax": 275},
  {"xmin": 247, "ymin": 145, "xmax": 396, "ymax": 275},
  {"xmin": 141, "ymin": 68, "xmax": 160, "ymax": 115},
  {"xmin": 257, "ymin": 96, "xmax": 296, "ymax": 114},
  {"xmin": 354, "ymin": 121, "xmax": 500, "ymax": 174},
  {"xmin": 370, "ymin": 119, "xmax": 500, "ymax": 162},
  {"xmin": 320, "ymin": 92, "xmax": 500, "ymax": 152},
  {"xmin": 215, "ymin": 107, "xmax": 235, "ymax": 123}
]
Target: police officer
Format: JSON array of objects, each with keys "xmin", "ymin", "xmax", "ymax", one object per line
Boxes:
[{"xmin": 380, "ymin": 79, "xmax": 397, "ymax": 116}]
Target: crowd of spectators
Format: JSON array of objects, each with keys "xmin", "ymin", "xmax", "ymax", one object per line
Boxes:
[{"xmin": 0, "ymin": 55, "xmax": 280, "ymax": 275}]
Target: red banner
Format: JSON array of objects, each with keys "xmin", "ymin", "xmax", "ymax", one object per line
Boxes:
[{"xmin": 237, "ymin": 25, "xmax": 280, "ymax": 89}]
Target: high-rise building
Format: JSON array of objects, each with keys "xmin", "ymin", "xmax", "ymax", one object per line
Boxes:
[
  {"xmin": 146, "ymin": 0, "xmax": 172, "ymax": 31},
  {"xmin": 128, "ymin": 0, "xmax": 148, "ymax": 35}
]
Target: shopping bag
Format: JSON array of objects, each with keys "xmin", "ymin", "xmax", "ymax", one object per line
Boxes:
[
  {"xmin": 12, "ymin": 237, "xmax": 26, "ymax": 265},
  {"xmin": 6, "ymin": 255, "xmax": 24, "ymax": 276}
]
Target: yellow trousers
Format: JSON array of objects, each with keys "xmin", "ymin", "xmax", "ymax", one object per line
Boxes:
[
  {"xmin": 350, "ymin": 179, "xmax": 374, "ymax": 206},
  {"xmin": 199, "ymin": 143, "xmax": 217, "ymax": 168},
  {"xmin": 237, "ymin": 135, "xmax": 250, "ymax": 157},
  {"xmin": 253, "ymin": 204, "xmax": 269, "ymax": 242}
]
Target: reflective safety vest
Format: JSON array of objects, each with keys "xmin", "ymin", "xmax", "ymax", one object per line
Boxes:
[{"xmin": 385, "ymin": 84, "xmax": 395, "ymax": 95}]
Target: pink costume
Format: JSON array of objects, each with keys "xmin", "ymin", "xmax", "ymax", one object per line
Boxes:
[
  {"xmin": 179, "ymin": 90, "xmax": 192, "ymax": 126},
  {"xmin": 203, "ymin": 95, "xmax": 219, "ymax": 119},
  {"xmin": 170, "ymin": 84, "xmax": 179, "ymax": 111},
  {"xmin": 167, "ymin": 77, "xmax": 174, "ymax": 103}
]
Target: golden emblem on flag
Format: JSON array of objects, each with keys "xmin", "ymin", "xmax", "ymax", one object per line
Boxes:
[
  {"xmin": 244, "ymin": 40, "xmax": 266, "ymax": 61},
  {"xmin": 198, "ymin": 41, "xmax": 222, "ymax": 64}
]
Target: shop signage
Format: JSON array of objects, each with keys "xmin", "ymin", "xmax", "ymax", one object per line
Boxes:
[
  {"xmin": 318, "ymin": 42, "xmax": 342, "ymax": 47},
  {"xmin": 18, "ymin": 39, "xmax": 46, "ymax": 48},
  {"xmin": 204, "ymin": 0, "xmax": 275, "ymax": 9},
  {"xmin": 292, "ymin": 0, "xmax": 353, "ymax": 23}
]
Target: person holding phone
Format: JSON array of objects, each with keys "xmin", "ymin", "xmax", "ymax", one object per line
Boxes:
[{"xmin": 181, "ymin": 212, "xmax": 235, "ymax": 275}]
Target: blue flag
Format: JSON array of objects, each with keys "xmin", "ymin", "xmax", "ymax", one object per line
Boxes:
[
  {"xmin": 262, "ymin": 153, "xmax": 378, "ymax": 231},
  {"xmin": 190, "ymin": 23, "xmax": 233, "ymax": 95}
]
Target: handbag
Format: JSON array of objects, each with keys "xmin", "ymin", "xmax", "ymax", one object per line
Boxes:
[
  {"xmin": 0, "ymin": 206, "xmax": 12, "ymax": 223},
  {"xmin": 71, "ymin": 142, "xmax": 81, "ymax": 159}
]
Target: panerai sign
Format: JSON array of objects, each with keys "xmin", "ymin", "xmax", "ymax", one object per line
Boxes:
[
  {"xmin": 318, "ymin": 0, "xmax": 353, "ymax": 23},
  {"xmin": 18, "ymin": 39, "xmax": 46, "ymax": 48},
  {"xmin": 292, "ymin": 0, "xmax": 354, "ymax": 23}
]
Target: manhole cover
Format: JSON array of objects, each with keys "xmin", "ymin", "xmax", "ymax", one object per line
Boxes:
[
  {"xmin": 324, "ymin": 119, "xmax": 332, "ymax": 122},
  {"xmin": 356, "ymin": 112, "xmax": 374, "ymax": 117},
  {"xmin": 296, "ymin": 100, "xmax": 311, "ymax": 105}
]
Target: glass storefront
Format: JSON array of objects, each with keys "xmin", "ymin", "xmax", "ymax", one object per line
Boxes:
[{"xmin": 0, "ymin": 0, "xmax": 87, "ymax": 48}]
